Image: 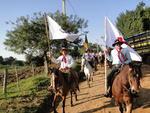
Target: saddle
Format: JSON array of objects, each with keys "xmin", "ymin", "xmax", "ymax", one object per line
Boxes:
[{"xmin": 59, "ymin": 68, "xmax": 70, "ymax": 74}]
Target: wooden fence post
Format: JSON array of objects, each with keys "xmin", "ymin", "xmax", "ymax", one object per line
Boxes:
[
  {"xmin": 3, "ymin": 68, "xmax": 8, "ymax": 94},
  {"xmin": 32, "ymin": 64, "xmax": 35, "ymax": 76},
  {"xmin": 15, "ymin": 66, "xmax": 19, "ymax": 91}
]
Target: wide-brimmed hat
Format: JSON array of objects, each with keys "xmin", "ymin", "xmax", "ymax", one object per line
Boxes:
[
  {"xmin": 61, "ymin": 47, "xmax": 67, "ymax": 51},
  {"xmin": 85, "ymin": 48, "xmax": 90, "ymax": 52},
  {"xmin": 112, "ymin": 39, "xmax": 124, "ymax": 47}
]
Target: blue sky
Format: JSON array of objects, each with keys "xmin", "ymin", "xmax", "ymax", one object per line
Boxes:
[{"xmin": 0, "ymin": 0, "xmax": 149, "ymax": 60}]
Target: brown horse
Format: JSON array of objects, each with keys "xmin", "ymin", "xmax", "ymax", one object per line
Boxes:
[
  {"xmin": 112, "ymin": 63, "xmax": 142, "ymax": 113},
  {"xmin": 49, "ymin": 67, "xmax": 79, "ymax": 113}
]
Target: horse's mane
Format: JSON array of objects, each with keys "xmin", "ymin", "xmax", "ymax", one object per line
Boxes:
[{"xmin": 119, "ymin": 65, "xmax": 130, "ymax": 75}]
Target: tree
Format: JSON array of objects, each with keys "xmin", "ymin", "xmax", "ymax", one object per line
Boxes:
[
  {"xmin": 4, "ymin": 11, "xmax": 88, "ymax": 73},
  {"xmin": 13, "ymin": 60, "xmax": 25, "ymax": 66},
  {"xmin": 116, "ymin": 2, "xmax": 150, "ymax": 38},
  {"xmin": 3, "ymin": 56, "xmax": 16, "ymax": 65},
  {"xmin": 0, "ymin": 56, "xmax": 4, "ymax": 64}
]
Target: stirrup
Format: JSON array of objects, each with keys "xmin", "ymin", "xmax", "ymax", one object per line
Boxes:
[{"xmin": 104, "ymin": 92, "xmax": 112, "ymax": 98}]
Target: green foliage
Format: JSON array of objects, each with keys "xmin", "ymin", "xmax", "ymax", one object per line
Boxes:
[
  {"xmin": 116, "ymin": 2, "xmax": 150, "ymax": 38},
  {"xmin": 0, "ymin": 73, "xmax": 49, "ymax": 113},
  {"xmin": 4, "ymin": 11, "xmax": 88, "ymax": 64},
  {"xmin": 0, "ymin": 56, "xmax": 25, "ymax": 66}
]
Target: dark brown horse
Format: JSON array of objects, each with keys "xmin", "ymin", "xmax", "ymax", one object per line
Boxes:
[
  {"xmin": 112, "ymin": 62, "xmax": 142, "ymax": 113},
  {"xmin": 49, "ymin": 67, "xmax": 79, "ymax": 113}
]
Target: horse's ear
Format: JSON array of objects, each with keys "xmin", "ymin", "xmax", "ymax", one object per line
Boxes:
[{"xmin": 129, "ymin": 67, "xmax": 132, "ymax": 71}]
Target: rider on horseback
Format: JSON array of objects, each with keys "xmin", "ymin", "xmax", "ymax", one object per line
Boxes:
[
  {"xmin": 82, "ymin": 48, "xmax": 95, "ymax": 69},
  {"xmin": 104, "ymin": 38, "xmax": 132, "ymax": 98},
  {"xmin": 104, "ymin": 38, "xmax": 141, "ymax": 97},
  {"xmin": 47, "ymin": 46, "xmax": 76, "ymax": 90}
]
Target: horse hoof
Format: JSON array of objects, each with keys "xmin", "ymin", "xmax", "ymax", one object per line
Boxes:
[{"xmin": 54, "ymin": 110, "xmax": 58, "ymax": 113}]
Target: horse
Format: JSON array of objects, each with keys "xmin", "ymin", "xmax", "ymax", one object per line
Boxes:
[
  {"xmin": 49, "ymin": 67, "xmax": 80, "ymax": 113},
  {"xmin": 93, "ymin": 55, "xmax": 99, "ymax": 71},
  {"xmin": 81, "ymin": 57, "xmax": 94, "ymax": 88},
  {"xmin": 99, "ymin": 54, "xmax": 105, "ymax": 67},
  {"xmin": 112, "ymin": 62, "xmax": 142, "ymax": 113}
]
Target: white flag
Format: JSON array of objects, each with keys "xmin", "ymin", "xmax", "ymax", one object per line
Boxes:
[
  {"xmin": 47, "ymin": 15, "xmax": 79, "ymax": 42},
  {"xmin": 104, "ymin": 17, "xmax": 142, "ymax": 61},
  {"xmin": 105, "ymin": 17, "xmax": 124, "ymax": 48},
  {"xmin": 98, "ymin": 37, "xmax": 106, "ymax": 50},
  {"xmin": 121, "ymin": 44, "xmax": 142, "ymax": 61}
]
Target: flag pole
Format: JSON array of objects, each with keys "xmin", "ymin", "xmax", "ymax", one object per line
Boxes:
[
  {"xmin": 44, "ymin": 13, "xmax": 51, "ymax": 52},
  {"xmin": 104, "ymin": 17, "xmax": 107, "ymax": 93},
  {"xmin": 44, "ymin": 13, "xmax": 51, "ymax": 76}
]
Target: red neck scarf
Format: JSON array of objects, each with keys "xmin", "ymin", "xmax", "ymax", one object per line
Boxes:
[
  {"xmin": 62, "ymin": 55, "xmax": 67, "ymax": 63},
  {"xmin": 115, "ymin": 47, "xmax": 126, "ymax": 63}
]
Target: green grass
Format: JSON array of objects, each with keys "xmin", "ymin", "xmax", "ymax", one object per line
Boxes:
[{"xmin": 0, "ymin": 73, "xmax": 50, "ymax": 113}]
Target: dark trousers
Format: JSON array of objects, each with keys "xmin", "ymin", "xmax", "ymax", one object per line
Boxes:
[{"xmin": 107, "ymin": 65, "xmax": 120, "ymax": 89}]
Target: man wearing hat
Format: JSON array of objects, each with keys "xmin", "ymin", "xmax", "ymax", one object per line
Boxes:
[
  {"xmin": 82, "ymin": 48, "xmax": 94, "ymax": 69},
  {"xmin": 104, "ymin": 38, "xmax": 132, "ymax": 97},
  {"xmin": 47, "ymin": 47, "xmax": 76, "ymax": 90}
]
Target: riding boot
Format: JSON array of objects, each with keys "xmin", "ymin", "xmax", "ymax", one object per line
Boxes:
[{"xmin": 104, "ymin": 87, "xmax": 112, "ymax": 98}]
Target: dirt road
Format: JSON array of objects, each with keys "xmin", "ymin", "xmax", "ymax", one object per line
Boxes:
[{"xmin": 55, "ymin": 65, "xmax": 150, "ymax": 113}]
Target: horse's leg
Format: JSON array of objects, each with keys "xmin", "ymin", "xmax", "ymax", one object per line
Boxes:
[
  {"xmin": 91, "ymin": 73, "xmax": 94, "ymax": 82},
  {"xmin": 53, "ymin": 94, "xmax": 58, "ymax": 113},
  {"xmin": 123, "ymin": 103, "xmax": 127, "ymax": 111},
  {"xmin": 87, "ymin": 79, "xmax": 90, "ymax": 87},
  {"xmin": 62, "ymin": 96, "xmax": 66, "ymax": 113},
  {"xmin": 126, "ymin": 103, "xmax": 132, "ymax": 113},
  {"xmin": 118, "ymin": 103, "xmax": 123, "ymax": 113},
  {"xmin": 70, "ymin": 91, "xmax": 73, "ymax": 106},
  {"xmin": 87, "ymin": 75, "xmax": 90, "ymax": 88},
  {"xmin": 74, "ymin": 90, "xmax": 78, "ymax": 101},
  {"xmin": 123, "ymin": 94, "xmax": 133, "ymax": 113}
]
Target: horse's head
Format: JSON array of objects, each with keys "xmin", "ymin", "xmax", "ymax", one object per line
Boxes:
[
  {"xmin": 48, "ymin": 66, "xmax": 60, "ymax": 83},
  {"xmin": 128, "ymin": 62, "xmax": 142, "ymax": 94}
]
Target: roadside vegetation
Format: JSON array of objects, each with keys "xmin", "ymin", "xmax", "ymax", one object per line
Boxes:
[{"xmin": 0, "ymin": 73, "xmax": 50, "ymax": 113}]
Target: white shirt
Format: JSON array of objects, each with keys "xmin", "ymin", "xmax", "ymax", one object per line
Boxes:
[
  {"xmin": 111, "ymin": 49, "xmax": 121, "ymax": 65},
  {"xmin": 51, "ymin": 54, "xmax": 75, "ymax": 69},
  {"xmin": 82, "ymin": 53, "xmax": 92, "ymax": 61}
]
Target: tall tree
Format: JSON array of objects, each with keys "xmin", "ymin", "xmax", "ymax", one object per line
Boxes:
[
  {"xmin": 0, "ymin": 56, "xmax": 4, "ymax": 64},
  {"xmin": 4, "ymin": 11, "xmax": 88, "ymax": 73},
  {"xmin": 116, "ymin": 2, "xmax": 150, "ymax": 38}
]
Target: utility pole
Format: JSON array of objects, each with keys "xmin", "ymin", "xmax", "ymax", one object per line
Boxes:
[{"xmin": 62, "ymin": 0, "xmax": 66, "ymax": 15}]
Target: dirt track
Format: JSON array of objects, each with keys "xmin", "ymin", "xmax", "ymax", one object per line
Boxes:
[{"xmin": 54, "ymin": 65, "xmax": 150, "ymax": 113}]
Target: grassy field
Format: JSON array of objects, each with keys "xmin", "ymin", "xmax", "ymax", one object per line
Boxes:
[
  {"xmin": 0, "ymin": 73, "xmax": 50, "ymax": 113},
  {"xmin": 0, "ymin": 62, "xmax": 83, "ymax": 113}
]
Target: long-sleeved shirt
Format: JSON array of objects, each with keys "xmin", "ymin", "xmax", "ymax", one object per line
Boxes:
[
  {"xmin": 82, "ymin": 53, "xmax": 93, "ymax": 61},
  {"xmin": 111, "ymin": 49, "xmax": 121, "ymax": 65},
  {"xmin": 51, "ymin": 54, "xmax": 75, "ymax": 69},
  {"xmin": 121, "ymin": 47, "xmax": 132, "ymax": 64}
]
